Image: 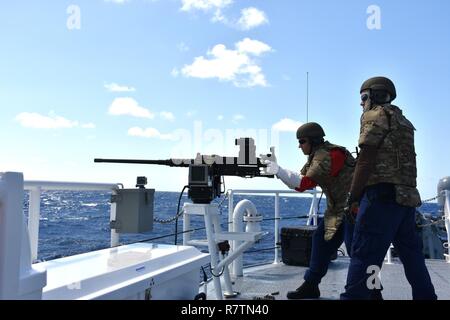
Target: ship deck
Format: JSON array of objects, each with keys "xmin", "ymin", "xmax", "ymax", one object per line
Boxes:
[{"xmin": 207, "ymin": 257, "xmax": 450, "ymax": 300}]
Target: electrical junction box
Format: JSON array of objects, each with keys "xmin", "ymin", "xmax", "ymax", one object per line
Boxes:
[{"xmin": 111, "ymin": 188, "xmax": 154, "ymax": 233}]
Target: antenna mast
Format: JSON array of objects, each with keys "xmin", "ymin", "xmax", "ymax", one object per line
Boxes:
[{"xmin": 306, "ymin": 72, "xmax": 309, "ymax": 122}]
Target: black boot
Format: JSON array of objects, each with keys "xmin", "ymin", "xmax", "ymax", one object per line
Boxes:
[
  {"xmin": 370, "ymin": 289, "xmax": 383, "ymax": 300},
  {"xmin": 286, "ymin": 281, "xmax": 320, "ymax": 299}
]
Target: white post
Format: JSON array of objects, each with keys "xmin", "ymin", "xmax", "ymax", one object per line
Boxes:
[
  {"xmin": 385, "ymin": 244, "xmax": 393, "ymax": 264},
  {"xmin": 28, "ymin": 187, "xmax": 41, "ymax": 262},
  {"xmin": 202, "ymin": 205, "xmax": 223, "ymax": 300},
  {"xmin": 183, "ymin": 208, "xmax": 190, "ymax": 246},
  {"xmin": 0, "ymin": 172, "xmax": 46, "ymax": 299},
  {"xmin": 229, "ymin": 191, "xmax": 236, "ymax": 276},
  {"xmin": 313, "ymin": 191, "xmax": 318, "ymax": 226},
  {"xmin": 232, "ymin": 200, "xmax": 258, "ymax": 277},
  {"xmin": 228, "ymin": 191, "xmax": 234, "ymax": 233},
  {"xmin": 307, "ymin": 191, "xmax": 318, "ymax": 226},
  {"xmin": 444, "ymin": 190, "xmax": 450, "ymax": 263},
  {"xmin": 110, "ymin": 189, "xmax": 119, "ymax": 247},
  {"xmin": 274, "ymin": 193, "xmax": 280, "ymax": 264}
]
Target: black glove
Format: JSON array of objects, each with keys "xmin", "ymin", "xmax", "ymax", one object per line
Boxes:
[{"xmin": 344, "ymin": 193, "xmax": 359, "ymax": 224}]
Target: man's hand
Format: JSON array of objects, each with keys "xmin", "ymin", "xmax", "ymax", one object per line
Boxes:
[
  {"xmin": 262, "ymin": 160, "xmax": 279, "ymax": 175},
  {"xmin": 260, "ymin": 147, "xmax": 279, "ymax": 176},
  {"xmin": 344, "ymin": 194, "xmax": 359, "ymax": 224}
]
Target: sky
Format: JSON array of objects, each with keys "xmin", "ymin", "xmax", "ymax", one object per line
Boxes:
[{"xmin": 0, "ymin": 0, "xmax": 449, "ymax": 199}]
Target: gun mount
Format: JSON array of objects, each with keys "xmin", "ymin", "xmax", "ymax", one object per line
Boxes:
[{"xmin": 95, "ymin": 138, "xmax": 275, "ymax": 204}]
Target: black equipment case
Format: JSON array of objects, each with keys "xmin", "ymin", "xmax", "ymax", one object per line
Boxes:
[{"xmin": 280, "ymin": 226, "xmax": 317, "ymax": 267}]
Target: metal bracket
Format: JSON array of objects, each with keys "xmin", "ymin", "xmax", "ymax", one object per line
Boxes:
[
  {"xmin": 110, "ymin": 220, "xmax": 120, "ymax": 230},
  {"xmin": 111, "ymin": 194, "xmax": 122, "ymax": 203}
]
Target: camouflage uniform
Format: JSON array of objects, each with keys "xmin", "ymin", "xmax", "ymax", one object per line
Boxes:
[
  {"xmin": 341, "ymin": 103, "xmax": 437, "ymax": 300},
  {"xmin": 301, "ymin": 141, "xmax": 355, "ymax": 241},
  {"xmin": 358, "ymin": 103, "xmax": 421, "ymax": 207}
]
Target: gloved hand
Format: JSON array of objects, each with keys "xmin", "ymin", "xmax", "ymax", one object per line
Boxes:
[
  {"xmin": 260, "ymin": 148, "xmax": 303, "ymax": 190},
  {"xmin": 344, "ymin": 194, "xmax": 359, "ymax": 224},
  {"xmin": 260, "ymin": 147, "xmax": 278, "ymax": 175},
  {"xmin": 263, "ymin": 160, "xmax": 280, "ymax": 175}
]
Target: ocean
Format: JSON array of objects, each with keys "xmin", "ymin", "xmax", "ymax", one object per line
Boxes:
[{"xmin": 24, "ymin": 191, "xmax": 440, "ymax": 267}]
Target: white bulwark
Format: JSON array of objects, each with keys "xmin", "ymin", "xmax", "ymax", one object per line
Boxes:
[{"xmin": 0, "ymin": 172, "xmax": 209, "ymax": 300}]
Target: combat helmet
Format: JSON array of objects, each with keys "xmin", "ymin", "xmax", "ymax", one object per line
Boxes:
[
  {"xmin": 296, "ymin": 122, "xmax": 325, "ymax": 140},
  {"xmin": 360, "ymin": 76, "xmax": 397, "ymax": 102}
]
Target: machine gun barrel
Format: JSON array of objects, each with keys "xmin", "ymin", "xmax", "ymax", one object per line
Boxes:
[{"xmin": 94, "ymin": 158, "xmax": 190, "ymax": 167}]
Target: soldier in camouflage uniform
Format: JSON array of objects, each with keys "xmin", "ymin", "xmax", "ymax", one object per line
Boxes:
[
  {"xmin": 262, "ymin": 122, "xmax": 356, "ymax": 299},
  {"xmin": 340, "ymin": 77, "xmax": 437, "ymax": 300}
]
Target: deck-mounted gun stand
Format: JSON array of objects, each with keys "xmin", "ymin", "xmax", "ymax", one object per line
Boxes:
[{"xmin": 95, "ymin": 138, "xmax": 275, "ymax": 299}]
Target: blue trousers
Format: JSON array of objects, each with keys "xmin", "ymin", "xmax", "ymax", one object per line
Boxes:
[
  {"xmin": 340, "ymin": 184, "xmax": 437, "ymax": 300},
  {"xmin": 304, "ymin": 218, "xmax": 354, "ymax": 285}
]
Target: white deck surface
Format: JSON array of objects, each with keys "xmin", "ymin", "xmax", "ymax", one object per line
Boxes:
[{"xmin": 208, "ymin": 257, "xmax": 450, "ymax": 300}]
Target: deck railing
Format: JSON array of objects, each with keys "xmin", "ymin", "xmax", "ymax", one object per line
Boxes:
[
  {"xmin": 226, "ymin": 189, "xmax": 321, "ymax": 276},
  {"xmin": 24, "ymin": 180, "xmax": 122, "ymax": 262},
  {"xmin": 444, "ymin": 190, "xmax": 450, "ymax": 263}
]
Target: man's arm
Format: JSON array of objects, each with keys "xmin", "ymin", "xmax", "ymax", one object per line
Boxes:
[
  {"xmin": 295, "ymin": 176, "xmax": 317, "ymax": 192},
  {"xmin": 348, "ymin": 145, "xmax": 378, "ymax": 203},
  {"xmin": 297, "ymin": 148, "xmax": 346, "ymax": 192},
  {"xmin": 277, "ymin": 168, "xmax": 305, "ymax": 190}
]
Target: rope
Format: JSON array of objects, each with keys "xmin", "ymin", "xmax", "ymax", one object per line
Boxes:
[
  {"xmin": 245, "ymin": 246, "xmax": 280, "ymax": 254},
  {"xmin": 421, "ymin": 195, "xmax": 439, "ymax": 203}
]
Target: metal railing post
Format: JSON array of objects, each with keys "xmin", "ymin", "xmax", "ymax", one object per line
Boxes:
[
  {"xmin": 28, "ymin": 187, "xmax": 41, "ymax": 262},
  {"xmin": 307, "ymin": 190, "xmax": 318, "ymax": 226},
  {"xmin": 183, "ymin": 206, "xmax": 190, "ymax": 246},
  {"xmin": 110, "ymin": 189, "xmax": 119, "ymax": 247},
  {"xmin": 385, "ymin": 244, "xmax": 393, "ymax": 264},
  {"xmin": 274, "ymin": 193, "xmax": 280, "ymax": 264},
  {"xmin": 445, "ymin": 190, "xmax": 450, "ymax": 263},
  {"xmin": 228, "ymin": 191, "xmax": 236, "ymax": 276}
]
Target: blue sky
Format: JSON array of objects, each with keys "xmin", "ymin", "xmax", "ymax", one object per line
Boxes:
[{"xmin": 1, "ymin": 0, "xmax": 449, "ymax": 198}]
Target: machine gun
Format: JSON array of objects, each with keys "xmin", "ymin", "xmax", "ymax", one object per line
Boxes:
[{"xmin": 95, "ymin": 138, "xmax": 275, "ymax": 204}]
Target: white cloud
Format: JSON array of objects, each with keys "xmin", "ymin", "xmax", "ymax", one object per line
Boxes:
[
  {"xmin": 235, "ymin": 38, "xmax": 272, "ymax": 56},
  {"xmin": 272, "ymin": 118, "xmax": 303, "ymax": 132},
  {"xmin": 15, "ymin": 112, "xmax": 79, "ymax": 129},
  {"xmin": 160, "ymin": 111, "xmax": 175, "ymax": 121},
  {"xmin": 177, "ymin": 42, "xmax": 190, "ymax": 52},
  {"xmin": 181, "ymin": 0, "xmax": 232, "ymax": 12},
  {"xmin": 81, "ymin": 123, "xmax": 96, "ymax": 129},
  {"xmin": 217, "ymin": 114, "xmax": 224, "ymax": 120},
  {"xmin": 108, "ymin": 97, "xmax": 155, "ymax": 119},
  {"xmin": 232, "ymin": 114, "xmax": 245, "ymax": 123},
  {"xmin": 181, "ymin": 38, "xmax": 272, "ymax": 87},
  {"xmin": 171, "ymin": 68, "xmax": 180, "ymax": 77},
  {"xmin": 180, "ymin": 1, "xmax": 268, "ymax": 30},
  {"xmin": 15, "ymin": 112, "xmax": 96, "ymax": 130},
  {"xmin": 237, "ymin": 7, "xmax": 268, "ymax": 30},
  {"xmin": 128, "ymin": 127, "xmax": 176, "ymax": 140},
  {"xmin": 104, "ymin": 82, "xmax": 136, "ymax": 92},
  {"xmin": 104, "ymin": 0, "xmax": 130, "ymax": 4},
  {"xmin": 186, "ymin": 110, "xmax": 197, "ymax": 117}
]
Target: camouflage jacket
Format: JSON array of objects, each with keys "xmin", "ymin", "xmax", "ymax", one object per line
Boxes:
[
  {"xmin": 358, "ymin": 103, "xmax": 421, "ymax": 207},
  {"xmin": 301, "ymin": 141, "xmax": 355, "ymax": 241}
]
